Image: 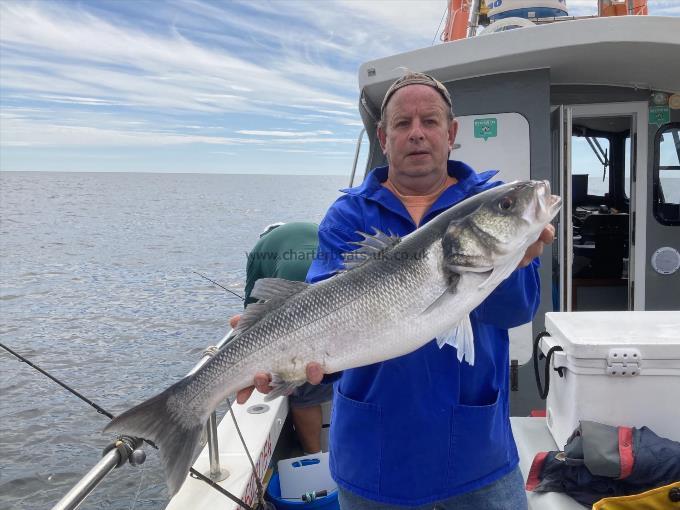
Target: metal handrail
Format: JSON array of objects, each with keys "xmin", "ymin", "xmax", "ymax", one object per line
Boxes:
[
  {"xmin": 190, "ymin": 329, "xmax": 235, "ymax": 482},
  {"xmin": 348, "ymin": 128, "xmax": 366, "ymax": 188},
  {"xmin": 50, "ymin": 328, "xmax": 236, "ymax": 510},
  {"xmin": 51, "ymin": 448, "xmax": 122, "ymax": 510}
]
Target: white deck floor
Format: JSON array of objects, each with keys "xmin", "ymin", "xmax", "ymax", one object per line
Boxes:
[
  {"xmin": 167, "ymin": 392, "xmax": 288, "ymax": 510},
  {"xmin": 511, "ymin": 417, "xmax": 585, "ymax": 510}
]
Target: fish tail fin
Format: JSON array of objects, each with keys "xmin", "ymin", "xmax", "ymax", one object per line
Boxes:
[{"xmin": 103, "ymin": 377, "xmax": 205, "ymax": 496}]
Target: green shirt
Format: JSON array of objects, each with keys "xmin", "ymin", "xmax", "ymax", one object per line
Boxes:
[{"xmin": 244, "ymin": 222, "xmax": 319, "ymax": 306}]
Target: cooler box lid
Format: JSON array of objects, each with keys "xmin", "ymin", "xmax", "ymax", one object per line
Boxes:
[{"xmin": 544, "ymin": 311, "xmax": 680, "ymax": 360}]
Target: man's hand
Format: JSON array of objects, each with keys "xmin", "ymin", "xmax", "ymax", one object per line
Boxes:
[
  {"xmin": 229, "ymin": 314, "xmax": 241, "ymax": 329},
  {"xmin": 235, "ymin": 364, "xmax": 324, "ymax": 404},
  {"xmin": 229, "ymin": 314, "xmax": 324, "ymax": 405},
  {"xmin": 518, "ymin": 224, "xmax": 555, "ymax": 268}
]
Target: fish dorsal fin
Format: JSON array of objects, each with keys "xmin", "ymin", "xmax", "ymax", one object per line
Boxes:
[
  {"xmin": 342, "ymin": 227, "xmax": 400, "ymax": 270},
  {"xmin": 234, "ymin": 302, "xmax": 271, "ymax": 335},
  {"xmin": 235, "ymin": 278, "xmax": 309, "ymax": 335},
  {"xmin": 251, "ymin": 278, "xmax": 309, "ymax": 301}
]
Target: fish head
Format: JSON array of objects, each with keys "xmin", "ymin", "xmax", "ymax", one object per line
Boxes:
[{"xmin": 443, "ymin": 180, "xmax": 561, "ymax": 270}]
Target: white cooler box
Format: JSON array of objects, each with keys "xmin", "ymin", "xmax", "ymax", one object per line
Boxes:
[{"xmin": 541, "ymin": 311, "xmax": 680, "ymax": 448}]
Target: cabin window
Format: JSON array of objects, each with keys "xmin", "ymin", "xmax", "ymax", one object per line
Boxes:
[
  {"xmin": 654, "ymin": 123, "xmax": 680, "ymax": 226},
  {"xmin": 572, "ymin": 135, "xmax": 610, "ymax": 200}
]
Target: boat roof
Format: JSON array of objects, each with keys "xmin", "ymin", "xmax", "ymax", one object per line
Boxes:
[{"xmin": 358, "ymin": 16, "xmax": 680, "ymax": 116}]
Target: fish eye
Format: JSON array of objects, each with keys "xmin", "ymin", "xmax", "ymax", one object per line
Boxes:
[{"xmin": 498, "ymin": 196, "xmax": 515, "ymax": 211}]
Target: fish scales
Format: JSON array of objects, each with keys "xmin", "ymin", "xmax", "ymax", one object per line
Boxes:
[{"xmin": 229, "ymin": 245, "xmax": 440, "ymax": 384}]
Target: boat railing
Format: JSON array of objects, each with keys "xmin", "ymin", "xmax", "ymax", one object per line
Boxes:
[
  {"xmin": 51, "ymin": 329, "xmax": 236, "ymax": 510},
  {"xmin": 348, "ymin": 128, "xmax": 366, "ymax": 188}
]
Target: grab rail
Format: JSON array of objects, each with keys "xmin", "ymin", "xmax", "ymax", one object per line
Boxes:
[{"xmin": 348, "ymin": 128, "xmax": 366, "ymax": 188}]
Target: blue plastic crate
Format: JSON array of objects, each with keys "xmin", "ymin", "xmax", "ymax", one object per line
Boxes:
[{"xmin": 267, "ymin": 472, "xmax": 339, "ymax": 510}]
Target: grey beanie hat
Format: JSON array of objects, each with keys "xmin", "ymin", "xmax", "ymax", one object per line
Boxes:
[{"xmin": 380, "ymin": 72, "xmax": 452, "ymax": 119}]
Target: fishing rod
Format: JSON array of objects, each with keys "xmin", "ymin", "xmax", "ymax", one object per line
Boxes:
[
  {"xmin": 193, "ymin": 270, "xmax": 245, "ymax": 302},
  {"xmin": 0, "ymin": 342, "xmax": 114, "ymax": 420},
  {"xmin": 1, "ymin": 339, "xmax": 258, "ymax": 510}
]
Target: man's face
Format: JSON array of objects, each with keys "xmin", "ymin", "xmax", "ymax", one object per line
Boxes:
[{"xmin": 378, "ymin": 84, "xmax": 458, "ymax": 184}]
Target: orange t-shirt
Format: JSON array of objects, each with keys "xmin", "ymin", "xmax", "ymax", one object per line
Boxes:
[{"xmin": 383, "ymin": 174, "xmax": 458, "ymax": 226}]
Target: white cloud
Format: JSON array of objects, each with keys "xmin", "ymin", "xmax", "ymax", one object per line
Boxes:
[
  {"xmin": 1, "ymin": 0, "xmax": 678, "ymax": 172},
  {"xmin": 0, "ymin": 115, "xmax": 264, "ymax": 147},
  {"xmin": 566, "ymin": 0, "xmax": 679, "ymax": 15},
  {"xmin": 0, "ymin": 2, "xmax": 356, "ymax": 114},
  {"xmin": 37, "ymin": 95, "xmax": 127, "ymax": 106},
  {"xmin": 236, "ymin": 130, "xmax": 334, "ymax": 137},
  {"xmin": 339, "ymin": 120, "xmax": 366, "ymax": 127},
  {"xmin": 1, "ymin": 114, "xmax": 353, "ymax": 148}
]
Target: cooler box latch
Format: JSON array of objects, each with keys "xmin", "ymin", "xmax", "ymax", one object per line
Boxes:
[{"xmin": 606, "ymin": 348, "xmax": 641, "ymax": 377}]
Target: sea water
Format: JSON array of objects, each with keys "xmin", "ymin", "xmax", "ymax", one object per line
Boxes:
[{"xmin": 0, "ymin": 171, "xmax": 346, "ymax": 510}]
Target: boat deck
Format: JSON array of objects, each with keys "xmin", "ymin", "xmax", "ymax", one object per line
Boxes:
[
  {"xmin": 511, "ymin": 417, "xmax": 584, "ymax": 510},
  {"xmin": 167, "ymin": 392, "xmax": 288, "ymax": 510}
]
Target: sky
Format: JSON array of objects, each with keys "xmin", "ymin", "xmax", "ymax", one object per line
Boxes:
[{"xmin": 1, "ymin": 0, "xmax": 679, "ymax": 176}]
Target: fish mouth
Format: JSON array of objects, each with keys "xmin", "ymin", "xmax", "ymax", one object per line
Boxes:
[{"xmin": 534, "ymin": 180, "xmax": 562, "ymax": 219}]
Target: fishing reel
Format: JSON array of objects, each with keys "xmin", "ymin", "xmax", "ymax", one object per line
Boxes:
[{"xmin": 102, "ymin": 435, "xmax": 146, "ymax": 467}]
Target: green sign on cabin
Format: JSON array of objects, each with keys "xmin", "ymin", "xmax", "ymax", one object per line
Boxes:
[
  {"xmin": 649, "ymin": 106, "xmax": 670, "ymax": 126},
  {"xmin": 474, "ymin": 118, "xmax": 497, "ymax": 141}
]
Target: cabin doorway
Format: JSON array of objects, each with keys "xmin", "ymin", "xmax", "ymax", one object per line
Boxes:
[{"xmin": 552, "ymin": 103, "xmax": 648, "ymax": 312}]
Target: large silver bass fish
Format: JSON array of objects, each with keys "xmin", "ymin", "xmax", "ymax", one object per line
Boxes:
[{"xmin": 105, "ymin": 179, "xmax": 561, "ymax": 495}]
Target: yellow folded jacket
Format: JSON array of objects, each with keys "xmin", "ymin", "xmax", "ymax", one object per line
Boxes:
[{"xmin": 592, "ymin": 481, "xmax": 680, "ymax": 509}]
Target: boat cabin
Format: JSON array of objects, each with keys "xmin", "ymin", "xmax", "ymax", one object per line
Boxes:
[{"xmin": 356, "ymin": 14, "xmax": 680, "ymax": 416}]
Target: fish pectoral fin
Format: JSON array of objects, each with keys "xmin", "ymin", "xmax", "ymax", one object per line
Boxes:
[
  {"xmin": 478, "ymin": 250, "xmax": 525, "ymax": 291},
  {"xmin": 448, "ymin": 264, "xmax": 493, "ymax": 273},
  {"xmin": 420, "ymin": 273, "xmax": 461, "ymax": 316},
  {"xmin": 263, "ymin": 375, "xmax": 307, "ymax": 402},
  {"xmin": 436, "ymin": 314, "xmax": 475, "ymax": 366},
  {"xmin": 342, "ymin": 227, "xmax": 401, "ymax": 270}
]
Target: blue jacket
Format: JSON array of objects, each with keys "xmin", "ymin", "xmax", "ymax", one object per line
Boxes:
[{"xmin": 306, "ymin": 161, "xmax": 541, "ymax": 505}]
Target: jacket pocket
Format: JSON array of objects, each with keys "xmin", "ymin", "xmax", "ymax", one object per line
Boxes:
[
  {"xmin": 330, "ymin": 386, "xmax": 382, "ymax": 494},
  {"xmin": 448, "ymin": 389, "xmax": 511, "ymax": 486}
]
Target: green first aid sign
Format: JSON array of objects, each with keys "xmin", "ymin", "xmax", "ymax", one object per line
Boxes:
[
  {"xmin": 474, "ymin": 118, "xmax": 497, "ymax": 141},
  {"xmin": 649, "ymin": 106, "xmax": 670, "ymax": 126}
]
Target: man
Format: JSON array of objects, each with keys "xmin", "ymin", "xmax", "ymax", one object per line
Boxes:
[
  {"xmin": 236, "ymin": 222, "xmax": 333, "ymax": 454},
  {"xmin": 238, "ymin": 72, "xmax": 554, "ymax": 509}
]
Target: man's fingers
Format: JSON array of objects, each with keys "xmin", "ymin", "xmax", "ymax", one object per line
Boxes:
[
  {"xmin": 237, "ymin": 372, "xmax": 273, "ymax": 404},
  {"xmin": 517, "ymin": 225, "xmax": 556, "ymax": 268},
  {"xmin": 229, "ymin": 314, "xmax": 241, "ymax": 329},
  {"xmin": 527, "ymin": 243, "xmax": 544, "ymax": 261},
  {"xmin": 306, "ymin": 362, "xmax": 324, "ymax": 385},
  {"xmin": 539, "ymin": 224, "xmax": 556, "ymax": 244},
  {"xmin": 254, "ymin": 372, "xmax": 273, "ymax": 394},
  {"xmin": 236, "ymin": 386, "xmax": 254, "ymax": 405},
  {"xmin": 238, "ymin": 366, "xmax": 322, "ymax": 405}
]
